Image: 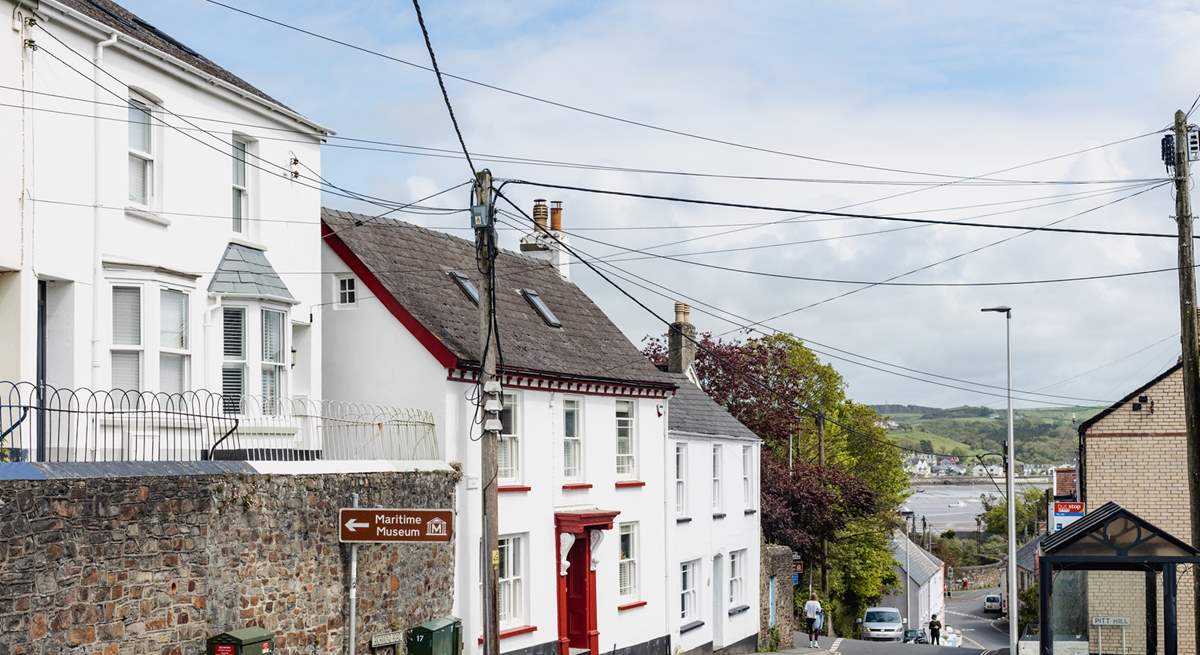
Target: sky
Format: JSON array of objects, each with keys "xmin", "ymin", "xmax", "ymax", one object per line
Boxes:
[{"xmin": 121, "ymin": 0, "xmax": 1200, "ymax": 409}]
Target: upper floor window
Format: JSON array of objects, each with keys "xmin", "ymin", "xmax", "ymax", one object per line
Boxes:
[
  {"xmin": 111, "ymin": 286, "xmax": 143, "ymax": 391},
  {"xmin": 618, "ymin": 522, "xmax": 639, "ymax": 600},
  {"xmin": 261, "ymin": 309, "xmax": 286, "ymax": 414},
  {"xmin": 498, "ymin": 392, "xmax": 521, "ymax": 483},
  {"xmin": 674, "ymin": 443, "xmax": 688, "ymax": 516},
  {"xmin": 562, "ymin": 397, "xmax": 583, "ymax": 482},
  {"xmin": 336, "ymin": 276, "xmax": 357, "ymax": 308},
  {"xmin": 127, "ymin": 95, "xmax": 155, "ymax": 207},
  {"xmin": 729, "ymin": 549, "xmax": 746, "ymax": 605},
  {"xmin": 615, "ymin": 399, "xmax": 636, "ymax": 479},
  {"xmin": 498, "ymin": 534, "xmax": 526, "ymax": 629},
  {"xmin": 159, "ymin": 289, "xmax": 190, "ymax": 395},
  {"xmin": 231, "ymin": 137, "xmax": 250, "ymax": 232},
  {"xmin": 742, "ymin": 444, "xmax": 755, "ymax": 508},
  {"xmin": 712, "ymin": 444, "xmax": 723, "ymax": 512}
]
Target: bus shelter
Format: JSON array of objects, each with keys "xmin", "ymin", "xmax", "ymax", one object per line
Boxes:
[{"xmin": 1039, "ymin": 502, "xmax": 1200, "ymax": 655}]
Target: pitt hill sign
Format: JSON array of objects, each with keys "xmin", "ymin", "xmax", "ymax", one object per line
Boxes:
[{"xmin": 338, "ymin": 508, "xmax": 454, "ymax": 544}]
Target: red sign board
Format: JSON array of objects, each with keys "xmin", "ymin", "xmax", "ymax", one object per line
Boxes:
[
  {"xmin": 1054, "ymin": 502, "xmax": 1085, "ymax": 514},
  {"xmin": 338, "ymin": 508, "xmax": 454, "ymax": 543},
  {"xmin": 213, "ymin": 647, "xmax": 235, "ymax": 655}
]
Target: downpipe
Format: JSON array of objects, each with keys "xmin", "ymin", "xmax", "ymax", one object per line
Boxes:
[{"xmin": 90, "ymin": 32, "xmax": 119, "ymax": 387}]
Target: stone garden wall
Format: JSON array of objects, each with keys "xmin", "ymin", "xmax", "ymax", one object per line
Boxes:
[{"xmin": 0, "ymin": 463, "xmax": 459, "ymax": 655}]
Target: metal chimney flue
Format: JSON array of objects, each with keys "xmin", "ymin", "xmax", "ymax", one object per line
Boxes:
[
  {"xmin": 550, "ymin": 201, "xmax": 563, "ymax": 232},
  {"xmin": 533, "ymin": 199, "xmax": 548, "ymax": 230}
]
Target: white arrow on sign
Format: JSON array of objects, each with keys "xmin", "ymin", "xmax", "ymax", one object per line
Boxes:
[{"xmin": 344, "ymin": 518, "xmax": 370, "ymax": 532}]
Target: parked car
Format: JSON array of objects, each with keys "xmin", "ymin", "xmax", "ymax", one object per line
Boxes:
[
  {"xmin": 902, "ymin": 629, "xmax": 929, "ymax": 644},
  {"xmin": 984, "ymin": 594, "xmax": 1003, "ymax": 613},
  {"xmin": 858, "ymin": 607, "xmax": 905, "ymax": 642}
]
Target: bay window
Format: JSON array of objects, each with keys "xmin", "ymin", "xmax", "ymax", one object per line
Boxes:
[
  {"xmin": 158, "ymin": 289, "xmax": 189, "ymax": 395},
  {"xmin": 261, "ymin": 308, "xmax": 285, "ymax": 414},
  {"xmin": 222, "ymin": 307, "xmax": 246, "ymax": 413},
  {"xmin": 110, "ymin": 286, "xmax": 142, "ymax": 391}
]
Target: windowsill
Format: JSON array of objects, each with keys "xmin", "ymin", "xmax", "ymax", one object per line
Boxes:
[
  {"xmin": 744, "ymin": 509, "xmax": 758, "ymax": 515},
  {"xmin": 680, "ymin": 620, "xmax": 704, "ymax": 634},
  {"xmin": 675, "ymin": 517, "xmax": 692, "ymax": 524},
  {"xmin": 728, "ymin": 604, "xmax": 750, "ymax": 616},
  {"xmin": 617, "ymin": 600, "xmax": 647, "ymax": 612},
  {"xmin": 477, "ymin": 626, "xmax": 536, "ymax": 643},
  {"xmin": 124, "ymin": 206, "xmax": 170, "ymax": 227},
  {"xmin": 713, "ymin": 512, "xmax": 726, "ymax": 520},
  {"xmin": 562, "ymin": 483, "xmax": 592, "ymax": 491},
  {"xmin": 615, "ymin": 480, "xmax": 645, "ymax": 489},
  {"xmin": 498, "ymin": 485, "xmax": 531, "ymax": 494}
]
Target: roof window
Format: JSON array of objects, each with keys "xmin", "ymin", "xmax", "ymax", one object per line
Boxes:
[
  {"xmin": 521, "ymin": 289, "xmax": 562, "ymax": 328},
  {"xmin": 448, "ymin": 271, "xmax": 480, "ymax": 306}
]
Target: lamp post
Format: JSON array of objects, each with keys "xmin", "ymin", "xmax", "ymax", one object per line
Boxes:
[{"xmin": 982, "ymin": 305, "xmax": 1017, "ymax": 653}]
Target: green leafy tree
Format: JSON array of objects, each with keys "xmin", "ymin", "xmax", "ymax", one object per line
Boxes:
[
  {"xmin": 1018, "ymin": 583, "xmax": 1040, "ymax": 636},
  {"xmin": 979, "ymin": 488, "xmax": 1044, "ymax": 537}
]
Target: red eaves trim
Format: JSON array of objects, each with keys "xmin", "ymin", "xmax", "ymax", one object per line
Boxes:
[
  {"xmin": 617, "ymin": 600, "xmax": 647, "ymax": 612},
  {"xmin": 615, "ymin": 480, "xmax": 646, "ymax": 489},
  {"xmin": 498, "ymin": 485, "xmax": 532, "ymax": 493},
  {"xmin": 562, "ymin": 483, "xmax": 592, "ymax": 491},
  {"xmin": 477, "ymin": 626, "xmax": 537, "ymax": 643},
  {"xmin": 321, "ymin": 221, "xmax": 458, "ymax": 370}
]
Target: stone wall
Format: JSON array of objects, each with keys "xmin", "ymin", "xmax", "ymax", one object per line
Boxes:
[
  {"xmin": 0, "ymin": 463, "xmax": 459, "ymax": 655},
  {"xmin": 1084, "ymin": 365, "xmax": 1193, "ymax": 655},
  {"xmin": 947, "ymin": 562, "xmax": 1002, "ymax": 590},
  {"xmin": 757, "ymin": 542, "xmax": 794, "ymax": 651}
]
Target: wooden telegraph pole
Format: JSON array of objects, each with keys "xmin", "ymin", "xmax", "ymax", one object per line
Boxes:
[{"xmin": 473, "ymin": 170, "xmax": 500, "ymax": 655}]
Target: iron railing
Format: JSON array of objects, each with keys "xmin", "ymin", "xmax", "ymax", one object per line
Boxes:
[{"xmin": 0, "ymin": 381, "xmax": 438, "ymax": 463}]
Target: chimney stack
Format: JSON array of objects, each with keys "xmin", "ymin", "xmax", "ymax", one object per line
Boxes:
[
  {"xmin": 550, "ymin": 201, "xmax": 563, "ymax": 231},
  {"xmin": 667, "ymin": 301, "xmax": 696, "ymax": 374},
  {"xmin": 519, "ymin": 199, "xmax": 572, "ymax": 280}
]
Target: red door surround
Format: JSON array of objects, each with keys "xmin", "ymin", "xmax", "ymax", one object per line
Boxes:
[{"xmin": 554, "ymin": 510, "xmax": 620, "ymax": 655}]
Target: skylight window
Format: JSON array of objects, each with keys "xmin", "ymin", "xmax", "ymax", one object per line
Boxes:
[
  {"xmin": 448, "ymin": 271, "xmax": 480, "ymax": 306},
  {"xmin": 521, "ymin": 289, "xmax": 562, "ymax": 328}
]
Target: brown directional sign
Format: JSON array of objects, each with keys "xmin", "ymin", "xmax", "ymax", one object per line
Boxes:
[{"xmin": 338, "ymin": 508, "xmax": 454, "ymax": 543}]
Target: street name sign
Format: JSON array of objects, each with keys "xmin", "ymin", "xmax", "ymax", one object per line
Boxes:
[
  {"xmin": 338, "ymin": 508, "xmax": 454, "ymax": 543},
  {"xmin": 1091, "ymin": 616, "xmax": 1129, "ymax": 626}
]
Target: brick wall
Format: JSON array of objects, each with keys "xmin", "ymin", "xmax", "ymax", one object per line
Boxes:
[
  {"xmin": 758, "ymin": 543, "xmax": 794, "ymax": 650},
  {"xmin": 0, "ymin": 466, "xmax": 459, "ymax": 654},
  {"xmin": 1084, "ymin": 365, "xmax": 1193, "ymax": 655}
]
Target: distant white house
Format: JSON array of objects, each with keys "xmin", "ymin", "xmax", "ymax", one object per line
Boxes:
[
  {"xmin": 880, "ymin": 531, "xmax": 945, "ymax": 632},
  {"xmin": 970, "ymin": 463, "xmax": 989, "ymax": 478},
  {"xmin": 905, "ymin": 459, "xmax": 932, "ymax": 477}
]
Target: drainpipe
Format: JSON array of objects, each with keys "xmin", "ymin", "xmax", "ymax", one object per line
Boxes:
[{"xmin": 90, "ymin": 32, "xmax": 119, "ymax": 387}]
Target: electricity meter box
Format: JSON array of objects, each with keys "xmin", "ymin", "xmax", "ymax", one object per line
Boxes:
[
  {"xmin": 207, "ymin": 627, "xmax": 275, "ymax": 655},
  {"xmin": 406, "ymin": 616, "xmax": 462, "ymax": 655}
]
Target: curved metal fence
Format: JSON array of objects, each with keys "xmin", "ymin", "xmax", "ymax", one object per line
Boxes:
[{"xmin": 0, "ymin": 381, "xmax": 438, "ymax": 463}]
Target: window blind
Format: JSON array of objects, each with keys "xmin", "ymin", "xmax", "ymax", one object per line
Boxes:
[
  {"xmin": 111, "ymin": 287, "xmax": 141, "ymax": 345},
  {"xmin": 223, "ymin": 308, "xmax": 244, "ymax": 359},
  {"xmin": 111, "ymin": 352, "xmax": 140, "ymax": 391},
  {"xmin": 160, "ymin": 353, "xmax": 185, "ymax": 395}
]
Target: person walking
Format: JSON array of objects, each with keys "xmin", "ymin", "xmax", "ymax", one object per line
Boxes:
[
  {"xmin": 928, "ymin": 614, "xmax": 942, "ymax": 645},
  {"xmin": 803, "ymin": 592, "xmax": 822, "ymax": 649}
]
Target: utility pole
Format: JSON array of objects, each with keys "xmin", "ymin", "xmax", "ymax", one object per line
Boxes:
[
  {"xmin": 1170, "ymin": 109, "xmax": 1200, "ymax": 640},
  {"xmin": 473, "ymin": 169, "xmax": 500, "ymax": 655},
  {"xmin": 817, "ymin": 413, "xmax": 828, "ymax": 598}
]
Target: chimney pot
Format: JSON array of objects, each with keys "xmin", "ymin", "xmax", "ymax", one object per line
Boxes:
[
  {"xmin": 674, "ymin": 302, "xmax": 690, "ymax": 324},
  {"xmin": 550, "ymin": 200, "xmax": 563, "ymax": 232},
  {"xmin": 667, "ymin": 300, "xmax": 696, "ymax": 374},
  {"xmin": 533, "ymin": 199, "xmax": 548, "ymax": 229}
]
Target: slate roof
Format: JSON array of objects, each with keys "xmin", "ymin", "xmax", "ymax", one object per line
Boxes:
[
  {"xmin": 321, "ymin": 209, "xmax": 675, "ymax": 388},
  {"xmin": 891, "ymin": 530, "xmax": 944, "ymax": 585},
  {"xmin": 666, "ymin": 373, "xmax": 759, "ymax": 440},
  {"xmin": 1015, "ymin": 535, "xmax": 1044, "ymax": 573},
  {"xmin": 52, "ymin": 0, "xmax": 309, "ymax": 122},
  {"xmin": 208, "ymin": 243, "xmax": 295, "ymax": 302}
]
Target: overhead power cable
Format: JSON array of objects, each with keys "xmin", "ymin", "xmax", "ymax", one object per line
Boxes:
[
  {"xmin": 203, "ymin": 0, "xmax": 1164, "ymax": 185},
  {"xmin": 410, "ymin": 0, "xmax": 477, "ymax": 177},
  {"xmin": 504, "ymin": 180, "xmax": 1178, "ymax": 239},
  {"xmin": 492, "ymin": 212, "xmax": 1114, "ymax": 406},
  {"xmin": 1033, "ymin": 333, "xmax": 1180, "ymax": 392}
]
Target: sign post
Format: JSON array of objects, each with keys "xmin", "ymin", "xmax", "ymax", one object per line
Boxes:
[{"xmin": 338, "ymin": 508, "xmax": 454, "ymax": 544}]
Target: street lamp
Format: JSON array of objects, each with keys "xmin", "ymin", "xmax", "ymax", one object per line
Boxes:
[{"xmin": 981, "ymin": 305, "xmax": 1017, "ymax": 653}]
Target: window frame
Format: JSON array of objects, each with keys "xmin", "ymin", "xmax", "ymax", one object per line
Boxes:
[
  {"xmin": 712, "ymin": 444, "xmax": 723, "ymax": 513},
  {"xmin": 334, "ymin": 275, "xmax": 358, "ymax": 310},
  {"xmin": 618, "ymin": 522, "xmax": 639, "ymax": 600},
  {"xmin": 498, "ymin": 391, "xmax": 521, "ymax": 483},
  {"xmin": 680, "ymin": 559, "xmax": 700, "ymax": 622},
  {"xmin": 729, "ymin": 549, "xmax": 746, "ymax": 605},
  {"xmin": 231, "ymin": 135, "xmax": 250, "ymax": 233},
  {"xmin": 157, "ymin": 287, "xmax": 190, "ymax": 395},
  {"xmin": 562, "ymin": 396, "xmax": 584, "ymax": 482},
  {"xmin": 260, "ymin": 307, "xmax": 287, "ymax": 415},
  {"xmin": 742, "ymin": 444, "xmax": 754, "ymax": 508},
  {"xmin": 221, "ymin": 306, "xmax": 248, "ymax": 413},
  {"xmin": 110, "ymin": 284, "xmax": 144, "ymax": 391},
  {"xmin": 497, "ymin": 534, "xmax": 526, "ymax": 629},
  {"xmin": 448, "ymin": 271, "xmax": 480, "ymax": 306},
  {"xmin": 520, "ymin": 289, "xmax": 562, "ymax": 328},
  {"xmin": 674, "ymin": 442, "xmax": 688, "ymax": 516},
  {"xmin": 127, "ymin": 94, "xmax": 156, "ymax": 209},
  {"xmin": 615, "ymin": 399, "xmax": 637, "ymax": 480}
]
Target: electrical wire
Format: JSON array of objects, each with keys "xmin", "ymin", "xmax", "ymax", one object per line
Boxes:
[
  {"xmin": 505, "ymin": 180, "xmax": 1177, "ymax": 238},
  {"xmin": 1032, "ymin": 333, "xmax": 1180, "ymax": 392},
  {"xmin": 410, "ymin": 0, "xmax": 476, "ymax": 177}
]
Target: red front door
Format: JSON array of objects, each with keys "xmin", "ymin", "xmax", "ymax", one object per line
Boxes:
[{"xmin": 565, "ymin": 536, "xmax": 589, "ymax": 650}]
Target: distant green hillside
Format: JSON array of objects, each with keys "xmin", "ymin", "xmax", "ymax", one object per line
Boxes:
[{"xmin": 873, "ymin": 404, "xmax": 1104, "ymax": 464}]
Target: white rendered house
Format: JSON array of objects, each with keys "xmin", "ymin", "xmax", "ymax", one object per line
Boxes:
[
  {"xmin": 661, "ymin": 305, "xmax": 762, "ymax": 655},
  {"xmin": 321, "ymin": 206, "xmax": 679, "ymax": 655},
  {"xmin": 0, "ymin": 0, "xmax": 331, "ymax": 459}
]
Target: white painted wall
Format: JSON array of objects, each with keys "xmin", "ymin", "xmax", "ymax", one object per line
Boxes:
[
  {"xmin": 0, "ymin": 2, "xmax": 324, "ymax": 408},
  {"xmin": 668, "ymin": 433, "xmax": 762, "ymax": 654}
]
